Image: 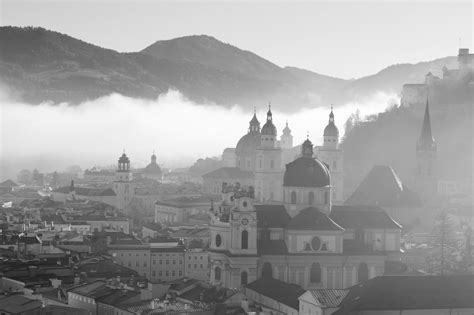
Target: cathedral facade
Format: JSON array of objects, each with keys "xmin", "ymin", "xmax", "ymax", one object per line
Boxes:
[
  {"xmin": 202, "ymin": 105, "xmax": 345, "ymax": 204},
  {"xmin": 208, "ymin": 140, "xmax": 402, "ymax": 290}
]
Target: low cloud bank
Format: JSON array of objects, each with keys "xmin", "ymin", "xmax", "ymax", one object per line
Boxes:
[{"xmin": 0, "ymin": 90, "xmax": 398, "ymax": 179}]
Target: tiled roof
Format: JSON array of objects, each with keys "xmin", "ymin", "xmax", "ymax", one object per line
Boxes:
[
  {"xmin": 345, "ymin": 165, "xmax": 421, "ymax": 207},
  {"xmin": 245, "ymin": 277, "xmax": 305, "ymax": 310},
  {"xmin": 68, "ymin": 280, "xmax": 108, "ymax": 298},
  {"xmin": 0, "ymin": 179, "xmax": 19, "ymax": 187},
  {"xmin": 330, "ymin": 205, "xmax": 402, "ymax": 230},
  {"xmin": 202, "ymin": 167, "xmax": 253, "ymax": 179},
  {"xmin": 155, "ymin": 194, "xmax": 221, "ymax": 207},
  {"xmin": 255, "ymin": 205, "xmax": 291, "ymax": 228},
  {"xmin": 334, "ymin": 275, "xmax": 474, "ymax": 314},
  {"xmin": 304, "ymin": 289, "xmax": 349, "ymax": 308},
  {"xmin": 54, "ymin": 186, "xmax": 116, "ymax": 196},
  {"xmin": 0, "ymin": 295, "xmax": 42, "ymax": 313},
  {"xmin": 97, "ymin": 289, "xmax": 140, "ymax": 306},
  {"xmin": 287, "ymin": 207, "xmax": 344, "ymax": 231}
]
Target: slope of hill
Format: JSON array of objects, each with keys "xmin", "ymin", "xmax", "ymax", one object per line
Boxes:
[{"xmin": 0, "ymin": 26, "xmax": 459, "ymax": 110}]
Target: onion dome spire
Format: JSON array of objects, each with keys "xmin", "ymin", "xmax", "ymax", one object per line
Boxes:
[
  {"xmin": 301, "ymin": 133, "xmax": 313, "ymax": 157},
  {"xmin": 249, "ymin": 107, "xmax": 260, "ymax": 133},
  {"xmin": 283, "ymin": 120, "xmax": 291, "ymax": 135},
  {"xmin": 324, "ymin": 105, "xmax": 339, "ymax": 137},
  {"xmin": 261, "ymin": 102, "xmax": 277, "ymax": 136}
]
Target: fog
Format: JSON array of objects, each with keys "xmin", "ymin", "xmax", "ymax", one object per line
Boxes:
[{"xmin": 0, "ymin": 89, "xmax": 398, "ymax": 180}]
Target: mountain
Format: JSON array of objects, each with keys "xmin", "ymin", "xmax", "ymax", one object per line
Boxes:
[{"xmin": 0, "ymin": 26, "xmax": 459, "ymax": 110}]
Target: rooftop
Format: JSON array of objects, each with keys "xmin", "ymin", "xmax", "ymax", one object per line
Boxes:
[
  {"xmin": 330, "ymin": 205, "xmax": 402, "ymax": 230},
  {"xmin": 334, "ymin": 275, "xmax": 474, "ymax": 314},
  {"xmin": 0, "ymin": 295, "xmax": 42, "ymax": 313},
  {"xmin": 245, "ymin": 277, "xmax": 305, "ymax": 310}
]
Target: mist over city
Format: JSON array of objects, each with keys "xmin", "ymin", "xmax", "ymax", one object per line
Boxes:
[{"xmin": 0, "ymin": 1, "xmax": 472, "ymax": 314}]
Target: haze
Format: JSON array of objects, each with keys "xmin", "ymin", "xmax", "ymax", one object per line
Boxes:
[{"xmin": 0, "ymin": 89, "xmax": 397, "ymax": 180}]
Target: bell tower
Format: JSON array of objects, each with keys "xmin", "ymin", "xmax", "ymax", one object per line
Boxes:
[
  {"xmin": 114, "ymin": 151, "xmax": 134, "ymax": 215},
  {"xmin": 316, "ymin": 107, "xmax": 344, "ymax": 204},
  {"xmin": 255, "ymin": 104, "xmax": 283, "ymax": 202}
]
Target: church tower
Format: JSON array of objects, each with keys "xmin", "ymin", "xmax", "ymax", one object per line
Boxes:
[
  {"xmin": 315, "ymin": 107, "xmax": 344, "ymax": 204},
  {"xmin": 114, "ymin": 152, "xmax": 134, "ymax": 215},
  {"xmin": 255, "ymin": 105, "xmax": 283, "ymax": 202},
  {"xmin": 280, "ymin": 121, "xmax": 293, "ymax": 150},
  {"xmin": 209, "ymin": 184, "xmax": 258, "ymax": 288},
  {"xmin": 415, "ymin": 98, "xmax": 437, "ymax": 202}
]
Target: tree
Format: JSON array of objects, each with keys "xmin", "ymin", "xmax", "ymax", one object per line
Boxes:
[
  {"xmin": 426, "ymin": 211, "xmax": 458, "ymax": 275},
  {"xmin": 17, "ymin": 169, "xmax": 32, "ymax": 185}
]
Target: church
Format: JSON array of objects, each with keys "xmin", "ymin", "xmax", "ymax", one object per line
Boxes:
[
  {"xmin": 208, "ymin": 136, "xmax": 402, "ymax": 290},
  {"xmin": 203, "ymin": 106, "xmax": 344, "ymax": 204}
]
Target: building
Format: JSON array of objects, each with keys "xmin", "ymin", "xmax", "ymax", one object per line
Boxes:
[
  {"xmin": 154, "ymin": 195, "xmax": 220, "ymax": 226},
  {"xmin": 345, "ymin": 165, "xmax": 422, "ymax": 228},
  {"xmin": 244, "ymin": 276, "xmax": 304, "ymax": 315},
  {"xmin": 333, "ymin": 275, "xmax": 474, "ymax": 315},
  {"xmin": 51, "ymin": 183, "xmax": 116, "ymax": 206},
  {"xmin": 83, "ymin": 167, "xmax": 115, "ymax": 184},
  {"xmin": 113, "ymin": 153, "xmax": 134, "ymax": 214},
  {"xmin": 184, "ymin": 249, "xmax": 209, "ymax": 281},
  {"xmin": 299, "ymin": 289, "xmax": 348, "ymax": 315},
  {"xmin": 208, "ymin": 138, "xmax": 401, "ymax": 290},
  {"xmin": 108, "ymin": 237, "xmax": 186, "ymax": 282},
  {"xmin": 141, "ymin": 152, "xmax": 163, "ymax": 181},
  {"xmin": 0, "ymin": 295, "xmax": 42, "ymax": 314},
  {"xmin": 414, "ymin": 98, "xmax": 438, "ymax": 204},
  {"xmin": 315, "ymin": 108, "xmax": 344, "ymax": 204},
  {"xmin": 202, "ymin": 106, "xmax": 344, "ymax": 204}
]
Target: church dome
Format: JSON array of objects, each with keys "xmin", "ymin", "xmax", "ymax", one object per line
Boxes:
[
  {"xmin": 144, "ymin": 152, "xmax": 162, "ymax": 175},
  {"xmin": 324, "ymin": 108, "xmax": 339, "ymax": 137},
  {"xmin": 236, "ymin": 133, "xmax": 261, "ymax": 156},
  {"xmin": 261, "ymin": 121, "xmax": 277, "ymax": 136},
  {"xmin": 284, "ymin": 157, "xmax": 330, "ymax": 188},
  {"xmin": 144, "ymin": 163, "xmax": 162, "ymax": 174}
]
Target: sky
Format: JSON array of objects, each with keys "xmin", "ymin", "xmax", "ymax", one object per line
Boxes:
[{"xmin": 0, "ymin": 0, "xmax": 472, "ymax": 79}]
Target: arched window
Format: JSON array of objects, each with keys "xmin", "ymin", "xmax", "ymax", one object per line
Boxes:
[
  {"xmin": 262, "ymin": 262, "xmax": 272, "ymax": 278},
  {"xmin": 241, "ymin": 271, "xmax": 248, "ymax": 285},
  {"xmin": 215, "ymin": 234, "xmax": 222, "ymax": 247},
  {"xmin": 358, "ymin": 262, "xmax": 369, "ymax": 283},
  {"xmin": 310, "ymin": 263, "xmax": 321, "ymax": 283},
  {"xmin": 291, "ymin": 191, "xmax": 297, "ymax": 204},
  {"xmin": 308, "ymin": 191, "xmax": 315, "ymax": 205},
  {"xmin": 215, "ymin": 266, "xmax": 221, "ymax": 281},
  {"xmin": 241, "ymin": 230, "xmax": 248, "ymax": 249}
]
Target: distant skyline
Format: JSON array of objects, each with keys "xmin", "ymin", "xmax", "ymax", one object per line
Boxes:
[{"xmin": 1, "ymin": 0, "xmax": 472, "ymax": 79}]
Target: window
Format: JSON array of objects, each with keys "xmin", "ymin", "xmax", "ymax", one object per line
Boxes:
[
  {"xmin": 179, "ymin": 271, "xmax": 182, "ymax": 276},
  {"xmin": 310, "ymin": 263, "xmax": 322, "ymax": 283},
  {"xmin": 241, "ymin": 271, "xmax": 248, "ymax": 285},
  {"xmin": 173, "ymin": 260, "xmax": 176, "ymax": 265},
  {"xmin": 241, "ymin": 230, "xmax": 248, "ymax": 249},
  {"xmin": 262, "ymin": 262, "xmax": 272, "ymax": 278},
  {"xmin": 308, "ymin": 191, "xmax": 315, "ymax": 205},
  {"xmin": 166, "ymin": 271, "xmax": 169, "ymax": 276},
  {"xmin": 152, "ymin": 271, "xmax": 156, "ymax": 276},
  {"xmin": 159, "ymin": 271, "xmax": 162, "ymax": 276},
  {"xmin": 311, "ymin": 236, "xmax": 321, "ymax": 251},
  {"xmin": 215, "ymin": 234, "xmax": 222, "ymax": 247},
  {"xmin": 200, "ymin": 264, "xmax": 203, "ymax": 268},
  {"xmin": 166, "ymin": 260, "xmax": 169, "ymax": 265},
  {"xmin": 172, "ymin": 271, "xmax": 175, "ymax": 276},
  {"xmin": 358, "ymin": 263, "xmax": 369, "ymax": 282},
  {"xmin": 194, "ymin": 264, "xmax": 197, "ymax": 269},
  {"xmin": 215, "ymin": 267, "xmax": 221, "ymax": 281},
  {"xmin": 291, "ymin": 191, "xmax": 297, "ymax": 204},
  {"xmin": 188, "ymin": 264, "xmax": 191, "ymax": 268},
  {"xmin": 159, "ymin": 260, "xmax": 162, "ymax": 265}
]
